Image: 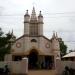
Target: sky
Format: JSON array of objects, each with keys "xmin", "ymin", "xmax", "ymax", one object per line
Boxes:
[{"xmin": 0, "ymin": 0, "xmax": 75, "ymax": 51}]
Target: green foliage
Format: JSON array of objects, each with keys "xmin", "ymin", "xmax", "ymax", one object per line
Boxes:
[
  {"xmin": 59, "ymin": 40, "xmax": 67, "ymax": 57},
  {"xmin": 0, "ymin": 28, "xmax": 3, "ymax": 36},
  {"xmin": 0, "ymin": 28, "xmax": 13, "ymax": 61}
]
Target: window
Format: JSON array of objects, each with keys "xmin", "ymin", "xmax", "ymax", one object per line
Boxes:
[
  {"xmin": 30, "ymin": 23, "xmax": 38, "ymax": 35},
  {"xmin": 31, "ymin": 39, "xmax": 37, "ymax": 42}
]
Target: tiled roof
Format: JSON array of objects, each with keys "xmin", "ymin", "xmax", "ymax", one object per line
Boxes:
[{"xmin": 63, "ymin": 52, "xmax": 75, "ymax": 58}]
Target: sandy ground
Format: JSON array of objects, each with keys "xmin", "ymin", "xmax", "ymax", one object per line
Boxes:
[
  {"xmin": 10, "ymin": 70, "xmax": 57, "ymax": 75},
  {"xmin": 28, "ymin": 70, "xmax": 57, "ymax": 75}
]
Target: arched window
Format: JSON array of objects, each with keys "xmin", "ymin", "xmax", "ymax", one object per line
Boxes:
[
  {"xmin": 29, "ymin": 23, "xmax": 38, "ymax": 36},
  {"xmin": 31, "ymin": 39, "xmax": 37, "ymax": 42}
]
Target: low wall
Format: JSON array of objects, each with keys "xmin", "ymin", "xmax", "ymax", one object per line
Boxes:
[
  {"xmin": 0, "ymin": 58, "xmax": 28, "ymax": 74},
  {"xmin": 11, "ymin": 61, "xmax": 22, "ymax": 74},
  {"xmin": 0, "ymin": 61, "xmax": 12, "ymax": 69},
  {"xmin": 56, "ymin": 60, "xmax": 75, "ymax": 75},
  {"xmin": 1, "ymin": 59, "xmax": 75, "ymax": 75}
]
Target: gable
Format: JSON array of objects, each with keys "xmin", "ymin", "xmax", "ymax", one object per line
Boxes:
[{"xmin": 11, "ymin": 34, "xmax": 53, "ymax": 55}]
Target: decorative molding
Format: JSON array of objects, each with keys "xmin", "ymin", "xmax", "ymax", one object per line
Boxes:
[{"xmin": 16, "ymin": 42, "xmax": 21, "ymax": 48}]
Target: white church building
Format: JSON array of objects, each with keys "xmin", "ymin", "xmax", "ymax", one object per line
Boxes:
[{"xmin": 5, "ymin": 7, "xmax": 60, "ymax": 70}]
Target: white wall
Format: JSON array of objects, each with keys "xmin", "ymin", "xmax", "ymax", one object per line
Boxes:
[
  {"xmin": 11, "ymin": 36, "xmax": 55, "ymax": 56},
  {"xmin": 56, "ymin": 60, "xmax": 75, "ymax": 75},
  {"xmin": 0, "ymin": 58, "xmax": 28, "ymax": 74}
]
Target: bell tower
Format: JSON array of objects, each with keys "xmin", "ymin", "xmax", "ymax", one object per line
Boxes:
[
  {"xmin": 24, "ymin": 7, "xmax": 43, "ymax": 36},
  {"xmin": 24, "ymin": 10, "xmax": 30, "ymax": 35},
  {"xmin": 38, "ymin": 11, "xmax": 43, "ymax": 35}
]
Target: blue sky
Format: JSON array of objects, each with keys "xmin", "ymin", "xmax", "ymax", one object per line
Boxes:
[{"xmin": 0, "ymin": 0, "xmax": 75, "ymax": 51}]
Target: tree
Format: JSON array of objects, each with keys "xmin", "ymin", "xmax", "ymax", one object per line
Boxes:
[
  {"xmin": 58, "ymin": 38, "xmax": 67, "ymax": 57},
  {"xmin": 0, "ymin": 28, "xmax": 15, "ymax": 61}
]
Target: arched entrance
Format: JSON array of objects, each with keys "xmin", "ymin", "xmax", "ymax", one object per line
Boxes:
[{"xmin": 28, "ymin": 49, "xmax": 38, "ymax": 69}]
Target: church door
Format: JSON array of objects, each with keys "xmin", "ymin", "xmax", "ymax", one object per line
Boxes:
[{"xmin": 28, "ymin": 49, "xmax": 38, "ymax": 69}]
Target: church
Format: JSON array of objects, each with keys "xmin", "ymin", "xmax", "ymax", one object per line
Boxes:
[{"xmin": 5, "ymin": 7, "xmax": 61, "ymax": 70}]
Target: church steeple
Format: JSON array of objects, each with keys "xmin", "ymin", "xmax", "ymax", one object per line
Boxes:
[
  {"xmin": 30, "ymin": 7, "xmax": 37, "ymax": 21},
  {"xmin": 38, "ymin": 11, "xmax": 43, "ymax": 35},
  {"xmin": 24, "ymin": 10, "xmax": 30, "ymax": 23},
  {"xmin": 56, "ymin": 32, "xmax": 58, "ymax": 39},
  {"xmin": 52, "ymin": 31, "xmax": 58, "ymax": 39},
  {"xmin": 25, "ymin": 10, "xmax": 29, "ymax": 16},
  {"xmin": 24, "ymin": 7, "xmax": 43, "ymax": 36},
  {"xmin": 38, "ymin": 11, "xmax": 43, "ymax": 23},
  {"xmin": 52, "ymin": 31, "xmax": 56, "ymax": 39},
  {"xmin": 38, "ymin": 11, "xmax": 43, "ymax": 17},
  {"xmin": 24, "ymin": 10, "xmax": 30, "ymax": 35}
]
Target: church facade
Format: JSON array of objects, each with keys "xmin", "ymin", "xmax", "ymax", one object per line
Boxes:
[{"xmin": 7, "ymin": 7, "xmax": 60, "ymax": 69}]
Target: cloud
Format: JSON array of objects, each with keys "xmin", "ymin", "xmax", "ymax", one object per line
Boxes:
[
  {"xmin": 0, "ymin": 6, "xmax": 4, "ymax": 15},
  {"xmin": 0, "ymin": 0, "xmax": 75, "ymax": 51}
]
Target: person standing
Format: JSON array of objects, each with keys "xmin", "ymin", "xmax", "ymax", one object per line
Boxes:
[{"xmin": 4, "ymin": 65, "xmax": 10, "ymax": 75}]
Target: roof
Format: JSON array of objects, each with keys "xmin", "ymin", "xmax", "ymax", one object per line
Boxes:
[
  {"xmin": 15, "ymin": 34, "xmax": 51, "ymax": 42},
  {"xmin": 63, "ymin": 52, "xmax": 75, "ymax": 58}
]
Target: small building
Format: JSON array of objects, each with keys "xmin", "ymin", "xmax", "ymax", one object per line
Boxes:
[
  {"xmin": 62, "ymin": 52, "xmax": 75, "ymax": 61},
  {"xmin": 5, "ymin": 7, "xmax": 61, "ymax": 70}
]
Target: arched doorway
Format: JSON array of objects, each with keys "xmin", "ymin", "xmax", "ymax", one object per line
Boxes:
[{"xmin": 28, "ymin": 49, "xmax": 38, "ymax": 69}]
